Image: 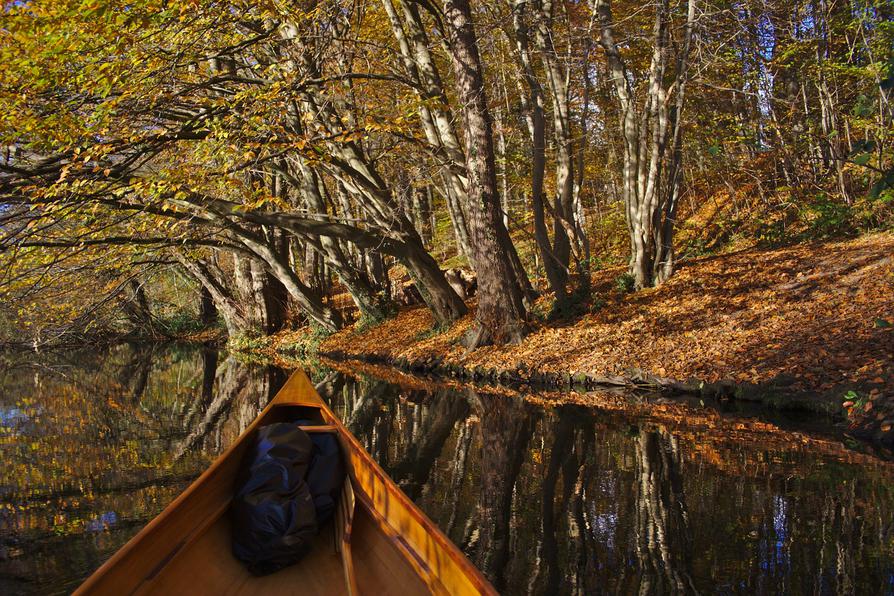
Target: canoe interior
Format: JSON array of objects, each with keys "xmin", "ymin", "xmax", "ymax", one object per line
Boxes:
[
  {"xmin": 130, "ymin": 498, "xmax": 429, "ymax": 595},
  {"xmin": 74, "ymin": 371, "xmax": 494, "ymax": 596}
]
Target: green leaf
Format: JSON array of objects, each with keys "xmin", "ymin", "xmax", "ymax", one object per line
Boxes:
[
  {"xmin": 851, "ymin": 95, "xmax": 873, "ymax": 117},
  {"xmin": 853, "ymin": 153, "xmax": 872, "ymax": 166}
]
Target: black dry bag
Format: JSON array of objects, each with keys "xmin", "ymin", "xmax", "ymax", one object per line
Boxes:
[
  {"xmin": 305, "ymin": 430, "xmax": 344, "ymax": 525},
  {"xmin": 231, "ymin": 423, "xmax": 317, "ymax": 576}
]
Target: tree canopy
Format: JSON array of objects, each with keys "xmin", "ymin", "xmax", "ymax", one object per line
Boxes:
[{"xmin": 1, "ymin": 0, "xmax": 891, "ymax": 346}]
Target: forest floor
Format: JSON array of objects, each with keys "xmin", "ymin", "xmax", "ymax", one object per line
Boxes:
[{"xmin": 309, "ymin": 233, "xmax": 894, "ymax": 442}]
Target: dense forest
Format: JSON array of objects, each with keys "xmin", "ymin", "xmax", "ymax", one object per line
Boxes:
[{"xmin": 1, "ymin": 0, "xmax": 892, "ymax": 349}]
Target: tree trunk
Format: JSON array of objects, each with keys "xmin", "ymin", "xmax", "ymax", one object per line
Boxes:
[
  {"xmin": 511, "ymin": 0, "xmax": 572, "ymax": 304},
  {"xmin": 402, "ymin": 241, "xmax": 468, "ymax": 327},
  {"xmin": 288, "ymin": 155, "xmax": 393, "ymax": 323},
  {"xmin": 122, "ymin": 278, "xmax": 155, "ymax": 335},
  {"xmin": 234, "ymin": 252, "xmax": 268, "ymax": 333},
  {"xmin": 199, "ymin": 285, "xmax": 217, "ymax": 327},
  {"xmin": 176, "ymin": 253, "xmax": 252, "ymax": 338},
  {"xmin": 287, "ymin": 36, "xmax": 466, "ymax": 326},
  {"xmin": 178, "ymin": 250, "xmax": 293, "ymax": 338},
  {"xmin": 594, "ymin": 0, "xmax": 695, "ymax": 289},
  {"xmin": 443, "ymin": 0, "xmax": 528, "ymax": 346},
  {"xmin": 532, "ymin": 0, "xmax": 575, "ymax": 275},
  {"xmin": 383, "ymin": 0, "xmax": 475, "ymax": 260},
  {"xmin": 221, "ymin": 223, "xmax": 342, "ymax": 332}
]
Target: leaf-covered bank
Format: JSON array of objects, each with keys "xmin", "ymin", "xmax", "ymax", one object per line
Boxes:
[{"xmin": 318, "ymin": 233, "xmax": 894, "ymax": 444}]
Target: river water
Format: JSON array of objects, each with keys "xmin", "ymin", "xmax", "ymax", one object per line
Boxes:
[{"xmin": 1, "ymin": 344, "xmax": 892, "ymax": 594}]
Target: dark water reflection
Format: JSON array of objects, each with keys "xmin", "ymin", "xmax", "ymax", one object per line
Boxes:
[
  {"xmin": 2, "ymin": 345, "xmax": 893, "ymax": 594},
  {"xmin": 0, "ymin": 345, "xmax": 285, "ymax": 595},
  {"xmin": 321, "ymin": 375, "xmax": 894, "ymax": 595}
]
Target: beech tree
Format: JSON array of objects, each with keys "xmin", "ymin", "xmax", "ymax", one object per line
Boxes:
[{"xmin": 593, "ymin": 0, "xmax": 697, "ymax": 289}]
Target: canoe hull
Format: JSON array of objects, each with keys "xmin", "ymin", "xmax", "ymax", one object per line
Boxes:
[{"xmin": 74, "ymin": 371, "xmax": 494, "ymax": 596}]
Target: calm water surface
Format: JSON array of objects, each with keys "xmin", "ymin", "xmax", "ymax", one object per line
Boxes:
[{"xmin": 1, "ymin": 344, "xmax": 893, "ymax": 594}]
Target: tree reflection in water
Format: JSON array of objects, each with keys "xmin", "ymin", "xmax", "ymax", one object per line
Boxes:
[
  {"xmin": 629, "ymin": 428, "xmax": 696, "ymax": 595},
  {"xmin": 0, "ymin": 345, "xmax": 283, "ymax": 595},
  {"xmin": 323, "ymin": 373, "xmax": 894, "ymax": 595},
  {"xmin": 3, "ymin": 346, "xmax": 894, "ymax": 595},
  {"xmin": 469, "ymin": 391, "xmax": 533, "ymax": 591}
]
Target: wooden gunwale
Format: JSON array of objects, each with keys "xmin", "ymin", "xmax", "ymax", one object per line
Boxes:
[{"xmin": 321, "ymin": 403, "xmax": 493, "ymax": 595}]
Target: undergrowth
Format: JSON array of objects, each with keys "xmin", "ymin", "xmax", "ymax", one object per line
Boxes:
[
  {"xmin": 228, "ymin": 333, "xmax": 272, "ymax": 353},
  {"xmin": 354, "ymin": 299, "xmax": 398, "ymax": 333},
  {"xmin": 273, "ymin": 324, "xmax": 332, "ymax": 359},
  {"xmin": 154, "ymin": 312, "xmax": 214, "ymax": 337}
]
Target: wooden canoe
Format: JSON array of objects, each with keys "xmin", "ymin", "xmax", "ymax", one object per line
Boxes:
[{"xmin": 75, "ymin": 370, "xmax": 495, "ymax": 595}]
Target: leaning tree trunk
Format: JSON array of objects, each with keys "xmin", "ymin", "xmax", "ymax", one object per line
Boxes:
[
  {"xmin": 199, "ymin": 285, "xmax": 218, "ymax": 327},
  {"xmin": 177, "ymin": 250, "xmax": 292, "ymax": 338},
  {"xmin": 122, "ymin": 278, "xmax": 156, "ymax": 335},
  {"xmin": 382, "ymin": 0, "xmax": 475, "ymax": 260},
  {"xmin": 288, "ymin": 155, "xmax": 393, "ymax": 323},
  {"xmin": 226, "ymin": 225, "xmax": 343, "ymax": 332},
  {"xmin": 176, "ymin": 253, "xmax": 252, "ymax": 338},
  {"xmin": 287, "ymin": 39, "xmax": 466, "ymax": 327},
  {"xmin": 443, "ymin": 0, "xmax": 528, "ymax": 346},
  {"xmin": 401, "ymin": 239, "xmax": 470, "ymax": 327}
]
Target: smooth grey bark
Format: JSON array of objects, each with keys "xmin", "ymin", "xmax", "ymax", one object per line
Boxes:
[
  {"xmin": 593, "ymin": 0, "xmax": 696, "ymax": 289},
  {"xmin": 381, "ymin": 0, "xmax": 475, "ymax": 260},
  {"xmin": 281, "ymin": 36, "xmax": 468, "ymax": 326},
  {"xmin": 384, "ymin": 0, "xmax": 536, "ymax": 304},
  {"xmin": 280, "ymin": 155, "xmax": 393, "ymax": 323},
  {"xmin": 175, "ymin": 252, "xmax": 256, "ymax": 338},
  {"xmin": 531, "ymin": 0, "xmax": 579, "ymax": 265},
  {"xmin": 176, "ymin": 247, "xmax": 290, "ymax": 338},
  {"xmin": 510, "ymin": 0, "xmax": 573, "ymax": 304}
]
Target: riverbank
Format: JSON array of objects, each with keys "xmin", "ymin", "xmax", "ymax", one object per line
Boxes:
[
  {"xmin": 312, "ymin": 233, "xmax": 894, "ymax": 444},
  {"xmin": 321, "ymin": 356, "xmax": 894, "ymax": 461}
]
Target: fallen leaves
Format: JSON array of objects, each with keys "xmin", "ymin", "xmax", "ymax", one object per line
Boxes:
[{"xmin": 319, "ymin": 232, "xmax": 894, "ymax": 438}]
